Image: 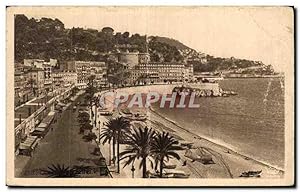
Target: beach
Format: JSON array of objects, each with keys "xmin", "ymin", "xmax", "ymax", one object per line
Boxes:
[
  {"xmin": 96, "ymin": 81, "xmax": 284, "ymax": 178},
  {"xmin": 146, "ymin": 107, "xmax": 284, "ymax": 178}
]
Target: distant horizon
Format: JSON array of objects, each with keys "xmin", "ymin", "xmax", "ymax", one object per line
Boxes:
[{"xmin": 21, "ymin": 7, "xmax": 293, "ymax": 72}]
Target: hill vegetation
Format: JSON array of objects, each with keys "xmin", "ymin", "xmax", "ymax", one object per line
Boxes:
[
  {"xmin": 150, "ymin": 36, "xmax": 190, "ymax": 50},
  {"xmin": 14, "ymin": 15, "xmax": 183, "ymax": 63},
  {"xmin": 15, "ymin": 14, "xmax": 274, "ymax": 74}
]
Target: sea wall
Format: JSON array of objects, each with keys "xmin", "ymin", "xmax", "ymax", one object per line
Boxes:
[{"xmin": 97, "ymin": 83, "xmax": 220, "ymax": 95}]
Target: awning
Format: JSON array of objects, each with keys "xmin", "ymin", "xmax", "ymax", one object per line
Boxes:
[
  {"xmin": 31, "ymin": 139, "xmax": 39, "ymax": 149},
  {"xmin": 43, "ymin": 114, "xmax": 55, "ymax": 124},
  {"xmin": 57, "ymin": 102, "xmax": 66, "ymax": 107},
  {"xmin": 64, "ymin": 83, "xmax": 71, "ymax": 87},
  {"xmin": 48, "ymin": 111, "xmax": 56, "ymax": 116},
  {"xmin": 35, "ymin": 127, "xmax": 46, "ymax": 132},
  {"xmin": 163, "ymin": 169, "xmax": 186, "ymax": 174},
  {"xmin": 38, "ymin": 123, "xmax": 48, "ymax": 128},
  {"xmin": 35, "ymin": 119, "xmax": 40, "ymax": 125},
  {"xmin": 19, "ymin": 143, "xmax": 31, "ymax": 150},
  {"xmin": 19, "ymin": 136, "xmax": 38, "ymax": 150}
]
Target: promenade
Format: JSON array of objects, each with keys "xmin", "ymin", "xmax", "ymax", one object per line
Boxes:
[{"xmin": 15, "ymin": 95, "xmax": 109, "ymax": 178}]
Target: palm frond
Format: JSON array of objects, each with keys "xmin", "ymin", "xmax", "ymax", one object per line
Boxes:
[{"xmin": 40, "ymin": 164, "xmax": 78, "ymax": 178}]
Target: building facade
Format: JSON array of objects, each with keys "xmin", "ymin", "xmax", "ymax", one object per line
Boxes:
[
  {"xmin": 90, "ymin": 62, "xmax": 107, "ymax": 87},
  {"xmin": 116, "ymin": 51, "xmax": 139, "ymax": 68},
  {"xmin": 14, "ymin": 64, "xmax": 31, "ymax": 106},
  {"xmin": 27, "ymin": 67, "xmax": 45, "ymax": 96},
  {"xmin": 43, "ymin": 64, "xmax": 53, "ymax": 92},
  {"xmin": 52, "ymin": 70, "xmax": 78, "ymax": 90},
  {"xmin": 23, "ymin": 59, "xmax": 44, "ymax": 68},
  {"xmin": 20, "ymin": 59, "xmax": 59, "ymax": 96},
  {"xmin": 132, "ymin": 62, "xmax": 193, "ymax": 84},
  {"xmin": 183, "ymin": 64, "xmax": 194, "ymax": 82},
  {"xmin": 109, "ymin": 51, "xmax": 193, "ymax": 85},
  {"xmin": 74, "ymin": 61, "xmax": 108, "ymax": 87},
  {"xmin": 111, "ymin": 51, "xmax": 150, "ymax": 69}
]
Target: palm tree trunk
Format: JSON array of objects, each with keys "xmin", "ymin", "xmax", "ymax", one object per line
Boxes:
[
  {"xmin": 159, "ymin": 158, "xmax": 164, "ymax": 178},
  {"xmin": 112, "ymin": 137, "xmax": 116, "ymax": 166},
  {"xmin": 117, "ymin": 132, "xmax": 120, "ymax": 173},
  {"xmin": 108, "ymin": 142, "xmax": 111, "ymax": 166},
  {"xmin": 90, "ymin": 103, "xmax": 93, "ymax": 120},
  {"xmin": 94, "ymin": 104, "xmax": 97, "ymax": 128},
  {"xmin": 142, "ymin": 158, "xmax": 147, "ymax": 178}
]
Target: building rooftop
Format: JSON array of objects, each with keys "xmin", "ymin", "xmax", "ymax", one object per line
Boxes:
[
  {"xmin": 146, "ymin": 62, "xmax": 185, "ymax": 66},
  {"xmin": 28, "ymin": 67, "xmax": 44, "ymax": 72}
]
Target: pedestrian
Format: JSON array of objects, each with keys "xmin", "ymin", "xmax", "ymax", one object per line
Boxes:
[{"xmin": 51, "ymin": 126, "xmax": 54, "ymax": 131}]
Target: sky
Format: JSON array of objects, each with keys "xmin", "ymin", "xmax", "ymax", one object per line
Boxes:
[{"xmin": 22, "ymin": 7, "xmax": 293, "ymax": 72}]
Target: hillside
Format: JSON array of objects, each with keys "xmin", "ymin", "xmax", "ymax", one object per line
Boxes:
[
  {"xmin": 150, "ymin": 36, "xmax": 191, "ymax": 50},
  {"xmin": 14, "ymin": 14, "xmax": 275, "ymax": 74}
]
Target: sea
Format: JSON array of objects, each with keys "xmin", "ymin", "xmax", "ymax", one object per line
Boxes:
[{"xmin": 152, "ymin": 78, "xmax": 285, "ymax": 169}]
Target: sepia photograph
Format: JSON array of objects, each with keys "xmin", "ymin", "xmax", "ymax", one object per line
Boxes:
[{"xmin": 6, "ymin": 6, "xmax": 294, "ymax": 187}]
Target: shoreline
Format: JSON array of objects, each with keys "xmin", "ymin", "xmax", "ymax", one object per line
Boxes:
[
  {"xmin": 147, "ymin": 106, "xmax": 284, "ymax": 176},
  {"xmin": 223, "ymin": 76, "xmax": 284, "ymax": 79},
  {"xmin": 97, "ymin": 86, "xmax": 284, "ymax": 178}
]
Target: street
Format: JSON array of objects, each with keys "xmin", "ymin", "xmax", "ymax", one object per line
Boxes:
[{"xmin": 18, "ymin": 96, "xmax": 109, "ymax": 178}]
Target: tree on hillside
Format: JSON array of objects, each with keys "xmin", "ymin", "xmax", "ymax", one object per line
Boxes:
[
  {"xmin": 149, "ymin": 37, "xmax": 184, "ymax": 62},
  {"xmin": 15, "ymin": 14, "xmax": 68, "ymax": 62},
  {"xmin": 107, "ymin": 62, "xmax": 131, "ymax": 87}
]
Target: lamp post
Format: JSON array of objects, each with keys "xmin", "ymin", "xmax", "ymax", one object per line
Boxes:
[
  {"xmin": 98, "ymin": 120, "xmax": 101, "ymax": 144},
  {"xmin": 93, "ymin": 96, "xmax": 100, "ymax": 128},
  {"xmin": 99, "ymin": 157, "xmax": 108, "ymax": 176},
  {"xmin": 131, "ymin": 162, "xmax": 135, "ymax": 178}
]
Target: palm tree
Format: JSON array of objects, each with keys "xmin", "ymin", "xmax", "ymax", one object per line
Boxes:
[
  {"xmin": 114, "ymin": 117, "xmax": 130, "ymax": 173},
  {"xmin": 100, "ymin": 117, "xmax": 130, "ymax": 173},
  {"xmin": 151, "ymin": 132, "xmax": 183, "ymax": 178},
  {"xmin": 100, "ymin": 119, "xmax": 117, "ymax": 166},
  {"xmin": 70, "ymin": 86, "xmax": 79, "ymax": 97},
  {"xmin": 120, "ymin": 127, "xmax": 155, "ymax": 178},
  {"xmin": 100, "ymin": 121, "xmax": 115, "ymax": 165},
  {"xmin": 85, "ymin": 75, "xmax": 97, "ymax": 118},
  {"xmin": 84, "ymin": 92, "xmax": 94, "ymax": 118},
  {"xmin": 77, "ymin": 112, "xmax": 91, "ymax": 134},
  {"xmin": 87, "ymin": 75, "xmax": 96, "ymax": 88},
  {"xmin": 77, "ymin": 111, "xmax": 90, "ymax": 124},
  {"xmin": 40, "ymin": 164, "xmax": 78, "ymax": 178}
]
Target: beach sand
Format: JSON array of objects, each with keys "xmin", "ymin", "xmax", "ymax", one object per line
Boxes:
[
  {"xmin": 144, "ymin": 107, "xmax": 284, "ymax": 178},
  {"xmin": 96, "ymin": 89, "xmax": 284, "ymax": 179}
]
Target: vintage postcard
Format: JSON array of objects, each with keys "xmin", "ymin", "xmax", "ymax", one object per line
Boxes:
[{"xmin": 6, "ymin": 6, "xmax": 294, "ymax": 187}]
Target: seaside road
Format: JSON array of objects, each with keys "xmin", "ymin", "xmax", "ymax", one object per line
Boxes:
[{"xmin": 19, "ymin": 98, "xmax": 109, "ymax": 178}]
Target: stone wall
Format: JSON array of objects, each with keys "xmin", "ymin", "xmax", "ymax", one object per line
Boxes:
[{"xmin": 98, "ymin": 83, "xmax": 220, "ymax": 95}]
